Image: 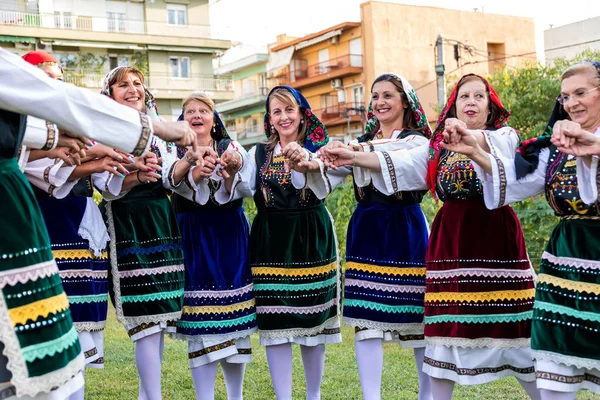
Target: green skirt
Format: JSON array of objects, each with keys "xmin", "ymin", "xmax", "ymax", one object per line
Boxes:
[
  {"xmin": 0, "ymin": 158, "xmax": 83, "ymax": 397},
  {"xmin": 105, "ymin": 191, "xmax": 185, "ymax": 327},
  {"xmin": 532, "ymin": 216, "xmax": 600, "ymax": 385},
  {"xmin": 250, "ymin": 204, "xmax": 341, "ymax": 342}
]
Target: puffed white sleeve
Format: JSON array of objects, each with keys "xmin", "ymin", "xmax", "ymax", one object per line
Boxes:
[
  {"xmin": 472, "ymin": 127, "xmax": 546, "ymax": 209},
  {"xmin": 354, "ymin": 134, "xmax": 429, "ymax": 195},
  {"xmin": 165, "ymin": 158, "xmax": 211, "ymax": 206},
  {"xmin": 22, "ymin": 116, "xmax": 59, "ymax": 151},
  {"xmin": 576, "ymin": 156, "xmax": 599, "ymax": 205},
  {"xmin": 304, "ymin": 156, "xmax": 351, "ymax": 200},
  {"xmin": 0, "ymin": 48, "xmax": 152, "ymax": 156},
  {"xmin": 24, "ymin": 158, "xmax": 77, "ymax": 199},
  {"xmin": 214, "ymin": 144, "xmax": 256, "ymax": 204},
  {"xmin": 92, "ymin": 171, "xmax": 125, "ymax": 199}
]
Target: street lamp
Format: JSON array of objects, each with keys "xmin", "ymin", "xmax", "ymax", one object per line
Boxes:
[{"xmin": 342, "ymin": 105, "xmax": 366, "ymax": 142}]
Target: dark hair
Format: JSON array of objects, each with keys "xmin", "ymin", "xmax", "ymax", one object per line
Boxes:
[
  {"xmin": 370, "ymin": 74, "xmax": 422, "ymax": 132},
  {"xmin": 446, "ymin": 75, "xmax": 502, "ymax": 128}
]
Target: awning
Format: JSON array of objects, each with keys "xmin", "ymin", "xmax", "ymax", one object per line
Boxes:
[
  {"xmin": 147, "ymin": 45, "xmax": 222, "ymax": 54},
  {"xmin": 294, "ymin": 29, "xmax": 341, "ymax": 50},
  {"xmin": 50, "ymin": 40, "xmax": 143, "ymax": 50},
  {"xmin": 266, "ymin": 46, "xmax": 294, "ymax": 75},
  {"xmin": 0, "ymin": 35, "xmax": 35, "ymax": 44}
]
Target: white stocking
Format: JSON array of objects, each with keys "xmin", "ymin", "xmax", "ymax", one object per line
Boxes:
[
  {"xmin": 221, "ymin": 361, "xmax": 246, "ymax": 400},
  {"xmin": 190, "ymin": 360, "xmax": 219, "ymax": 400},
  {"xmin": 540, "ymin": 389, "xmax": 576, "ymax": 400},
  {"xmin": 355, "ymin": 338, "xmax": 383, "ymax": 400},
  {"xmin": 517, "ymin": 378, "xmax": 541, "ymax": 400},
  {"xmin": 413, "ymin": 348, "xmax": 432, "ymax": 400},
  {"xmin": 135, "ymin": 332, "xmax": 163, "ymax": 400},
  {"xmin": 429, "ymin": 377, "xmax": 455, "ymax": 400},
  {"xmin": 68, "ymin": 386, "xmax": 85, "ymax": 400},
  {"xmin": 300, "ymin": 345, "xmax": 325, "ymax": 400},
  {"xmin": 266, "ymin": 343, "xmax": 293, "ymax": 400}
]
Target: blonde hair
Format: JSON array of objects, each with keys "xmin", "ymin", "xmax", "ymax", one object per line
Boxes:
[
  {"xmin": 561, "ymin": 61, "xmax": 600, "ymax": 86},
  {"xmin": 182, "ymin": 91, "xmax": 215, "ymax": 113},
  {"xmin": 266, "ymin": 88, "xmax": 307, "ymax": 151},
  {"xmin": 107, "ymin": 66, "xmax": 145, "ymax": 87}
]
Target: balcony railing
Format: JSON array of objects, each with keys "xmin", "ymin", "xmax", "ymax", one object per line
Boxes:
[
  {"xmin": 278, "ymin": 54, "xmax": 363, "ymax": 85},
  {"xmin": 0, "ymin": 10, "xmax": 210, "ymax": 37},
  {"xmin": 313, "ymin": 102, "xmax": 365, "ymax": 124},
  {"xmin": 63, "ymin": 69, "xmax": 105, "ymax": 88}
]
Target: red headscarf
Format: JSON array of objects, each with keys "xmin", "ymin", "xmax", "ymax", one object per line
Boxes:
[
  {"xmin": 22, "ymin": 50, "xmax": 60, "ymax": 66},
  {"xmin": 426, "ymin": 74, "xmax": 511, "ymax": 198}
]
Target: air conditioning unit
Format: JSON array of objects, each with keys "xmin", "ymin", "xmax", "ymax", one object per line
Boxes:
[
  {"xmin": 328, "ymin": 35, "xmax": 339, "ymax": 45},
  {"xmin": 15, "ymin": 42, "xmax": 33, "ymax": 50},
  {"xmin": 330, "ymin": 78, "xmax": 343, "ymax": 90}
]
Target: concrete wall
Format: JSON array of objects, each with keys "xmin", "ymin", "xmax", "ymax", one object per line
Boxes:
[
  {"xmin": 144, "ymin": 0, "xmax": 210, "ymax": 38},
  {"xmin": 545, "ymin": 17, "xmax": 600, "ymax": 61},
  {"xmin": 361, "ymin": 1, "xmax": 536, "ymax": 119}
]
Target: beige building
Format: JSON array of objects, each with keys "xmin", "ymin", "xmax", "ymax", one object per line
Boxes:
[
  {"xmin": 0, "ymin": 0, "xmax": 233, "ymax": 120},
  {"xmin": 544, "ymin": 16, "xmax": 600, "ymax": 61}
]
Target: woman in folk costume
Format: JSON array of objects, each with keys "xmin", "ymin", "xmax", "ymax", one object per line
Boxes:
[
  {"xmin": 222, "ymin": 86, "xmax": 341, "ymax": 400},
  {"xmin": 298, "ymin": 73, "xmax": 433, "ymax": 400},
  {"xmin": 446, "ymin": 61, "xmax": 600, "ymax": 399},
  {"xmin": 420, "ymin": 74, "xmax": 540, "ymax": 399},
  {"xmin": 100, "ymin": 66, "xmax": 185, "ymax": 400},
  {"xmin": 165, "ymin": 91, "xmax": 257, "ymax": 400}
]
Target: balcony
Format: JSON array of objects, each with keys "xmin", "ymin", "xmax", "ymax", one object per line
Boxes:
[
  {"xmin": 216, "ymin": 87, "xmax": 268, "ymax": 114},
  {"xmin": 274, "ymin": 54, "xmax": 363, "ymax": 89},
  {"xmin": 312, "ymin": 102, "xmax": 365, "ymax": 127}
]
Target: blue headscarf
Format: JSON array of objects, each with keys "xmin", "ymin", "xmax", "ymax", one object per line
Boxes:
[{"xmin": 263, "ymin": 85, "xmax": 329, "ymax": 152}]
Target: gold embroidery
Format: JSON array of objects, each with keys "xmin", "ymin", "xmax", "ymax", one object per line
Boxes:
[
  {"xmin": 425, "ymin": 288, "xmax": 536, "ymax": 303},
  {"xmin": 252, "ymin": 261, "xmax": 337, "ymax": 277},
  {"xmin": 346, "ymin": 262, "xmax": 426, "ymax": 277},
  {"xmin": 53, "ymin": 249, "xmax": 107, "ymax": 260},
  {"xmin": 539, "ymin": 274, "xmax": 600, "ymax": 295},
  {"xmin": 133, "ymin": 113, "xmax": 151, "ymax": 156},
  {"xmin": 9, "ymin": 293, "xmax": 70, "ymax": 326},
  {"xmin": 182, "ymin": 299, "xmax": 255, "ymax": 315}
]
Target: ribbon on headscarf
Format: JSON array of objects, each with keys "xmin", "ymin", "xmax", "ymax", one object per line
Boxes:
[
  {"xmin": 263, "ymin": 85, "xmax": 329, "ymax": 152},
  {"xmin": 514, "ymin": 60, "xmax": 600, "ymax": 179},
  {"xmin": 100, "ymin": 66, "xmax": 160, "ymax": 120},
  {"xmin": 426, "ymin": 73, "xmax": 510, "ymax": 198},
  {"xmin": 363, "ymin": 73, "xmax": 432, "ymax": 140}
]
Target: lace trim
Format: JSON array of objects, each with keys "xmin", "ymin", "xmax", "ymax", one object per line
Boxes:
[
  {"xmin": 0, "ymin": 260, "xmax": 58, "ymax": 289},
  {"xmin": 426, "ymin": 336, "xmax": 531, "ymax": 349},
  {"xmin": 106, "ymin": 201, "xmax": 126, "ymax": 323},
  {"xmin": 533, "ymin": 349, "xmax": 600, "ymax": 371},
  {"xmin": 182, "ymin": 299, "xmax": 255, "ymax": 315},
  {"xmin": 324, "ymin": 207, "xmax": 342, "ymax": 322},
  {"xmin": 256, "ymin": 298, "xmax": 336, "ymax": 315},
  {"xmin": 116, "ymin": 244, "xmax": 181, "ymax": 257},
  {"xmin": 177, "ymin": 313, "xmax": 256, "ymax": 329},
  {"xmin": 424, "ymin": 310, "xmax": 532, "ymax": 325},
  {"xmin": 535, "ymin": 301, "xmax": 600, "ymax": 323},
  {"xmin": 73, "ymin": 321, "xmax": 106, "ymax": 332},
  {"xmin": 120, "ymin": 311, "xmax": 182, "ymax": 327},
  {"xmin": 425, "ymin": 288, "xmax": 536, "ymax": 303},
  {"xmin": 9, "ymin": 292, "xmax": 70, "ymax": 326},
  {"xmin": 170, "ymin": 326, "xmax": 258, "ymax": 344},
  {"xmin": 254, "ymin": 276, "xmax": 336, "ymax": 292},
  {"xmin": 252, "ymin": 261, "xmax": 337, "ymax": 277},
  {"xmin": 345, "ymin": 262, "xmax": 426, "ymax": 277},
  {"xmin": 428, "ymin": 258, "xmax": 529, "ymax": 264},
  {"xmin": 68, "ymin": 294, "xmax": 108, "ymax": 304},
  {"xmin": 184, "ymin": 284, "xmax": 253, "ymax": 299},
  {"xmin": 542, "ymin": 251, "xmax": 600, "ymax": 270},
  {"xmin": 426, "ymin": 268, "xmax": 534, "ymax": 280},
  {"xmin": 21, "ymin": 326, "xmax": 79, "ymax": 362},
  {"xmin": 342, "ymin": 317, "xmax": 424, "ymax": 334},
  {"xmin": 538, "ymin": 274, "xmax": 600, "ymax": 295},
  {"xmin": 258, "ymin": 315, "xmax": 341, "ymax": 340},
  {"xmin": 344, "ymin": 299, "xmax": 424, "ymax": 314},
  {"xmin": 60, "ymin": 270, "xmax": 108, "ymax": 279},
  {"xmin": 77, "ymin": 228, "xmax": 109, "ymax": 259},
  {"xmin": 344, "ymin": 279, "xmax": 425, "ymax": 293},
  {"xmin": 53, "ymin": 249, "xmax": 107, "ymax": 260},
  {"xmin": 119, "ymin": 264, "xmax": 185, "ymax": 278},
  {"xmin": 121, "ymin": 288, "xmax": 184, "ymax": 304}
]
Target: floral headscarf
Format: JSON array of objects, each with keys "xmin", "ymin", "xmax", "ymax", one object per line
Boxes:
[
  {"xmin": 363, "ymin": 73, "xmax": 432, "ymax": 139},
  {"xmin": 263, "ymin": 85, "xmax": 328, "ymax": 152},
  {"xmin": 426, "ymin": 73, "xmax": 511, "ymax": 197},
  {"xmin": 515, "ymin": 60, "xmax": 600, "ymax": 179},
  {"xmin": 100, "ymin": 66, "xmax": 160, "ymax": 120}
]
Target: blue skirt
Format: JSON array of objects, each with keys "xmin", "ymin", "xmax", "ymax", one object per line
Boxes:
[
  {"xmin": 343, "ymin": 203, "xmax": 427, "ymax": 343},
  {"xmin": 175, "ymin": 206, "xmax": 257, "ymax": 341}
]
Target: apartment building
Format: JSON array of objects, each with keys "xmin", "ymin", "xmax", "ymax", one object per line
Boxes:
[{"xmin": 0, "ymin": 0, "xmax": 233, "ymax": 120}]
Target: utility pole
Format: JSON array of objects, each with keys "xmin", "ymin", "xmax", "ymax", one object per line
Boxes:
[{"xmin": 435, "ymin": 34, "xmax": 446, "ymax": 110}]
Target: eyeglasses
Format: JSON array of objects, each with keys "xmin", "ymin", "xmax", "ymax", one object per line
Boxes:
[{"xmin": 557, "ymin": 86, "xmax": 600, "ymax": 105}]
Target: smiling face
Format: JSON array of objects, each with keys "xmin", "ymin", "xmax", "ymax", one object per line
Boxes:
[
  {"xmin": 455, "ymin": 78, "xmax": 490, "ymax": 130},
  {"xmin": 561, "ymin": 69, "xmax": 600, "ymax": 132},
  {"xmin": 110, "ymin": 72, "xmax": 145, "ymax": 112},
  {"xmin": 183, "ymin": 99, "xmax": 214, "ymax": 139},
  {"xmin": 268, "ymin": 96, "xmax": 301, "ymax": 143},
  {"xmin": 371, "ymin": 81, "xmax": 406, "ymax": 127}
]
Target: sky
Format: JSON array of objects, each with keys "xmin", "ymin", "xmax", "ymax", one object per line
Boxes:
[{"xmin": 209, "ymin": 0, "xmax": 600, "ymax": 62}]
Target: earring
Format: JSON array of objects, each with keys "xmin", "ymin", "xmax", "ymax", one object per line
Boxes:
[
  {"xmin": 270, "ymin": 125, "xmax": 275, "ymax": 134},
  {"xmin": 212, "ymin": 125, "xmax": 216, "ymax": 133}
]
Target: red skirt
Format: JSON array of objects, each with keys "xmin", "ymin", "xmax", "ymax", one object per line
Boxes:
[{"xmin": 424, "ymin": 199, "xmax": 534, "ymax": 344}]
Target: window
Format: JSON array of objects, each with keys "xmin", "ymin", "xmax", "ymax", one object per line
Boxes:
[
  {"xmin": 352, "ymin": 86, "xmax": 364, "ymax": 104},
  {"xmin": 317, "ymin": 48, "xmax": 329, "ymax": 74},
  {"xmin": 107, "ymin": 12, "xmax": 126, "ymax": 32},
  {"xmin": 169, "ymin": 57, "xmax": 190, "ymax": 79},
  {"xmin": 109, "ymin": 56, "xmax": 130, "ymax": 70},
  {"xmin": 167, "ymin": 4, "xmax": 187, "ymax": 26},
  {"xmin": 54, "ymin": 11, "xmax": 72, "ymax": 29}
]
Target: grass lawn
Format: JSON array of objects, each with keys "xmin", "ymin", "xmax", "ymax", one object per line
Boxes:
[{"xmin": 85, "ymin": 310, "xmax": 598, "ymax": 399}]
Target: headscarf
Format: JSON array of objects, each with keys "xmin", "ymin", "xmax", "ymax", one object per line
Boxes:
[
  {"xmin": 426, "ymin": 73, "xmax": 511, "ymax": 197},
  {"xmin": 100, "ymin": 66, "xmax": 160, "ymax": 120},
  {"xmin": 263, "ymin": 85, "xmax": 328, "ymax": 152},
  {"xmin": 515, "ymin": 60, "xmax": 600, "ymax": 179},
  {"xmin": 363, "ymin": 73, "xmax": 432, "ymax": 140},
  {"xmin": 177, "ymin": 98, "xmax": 231, "ymax": 156},
  {"xmin": 22, "ymin": 50, "xmax": 60, "ymax": 68}
]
